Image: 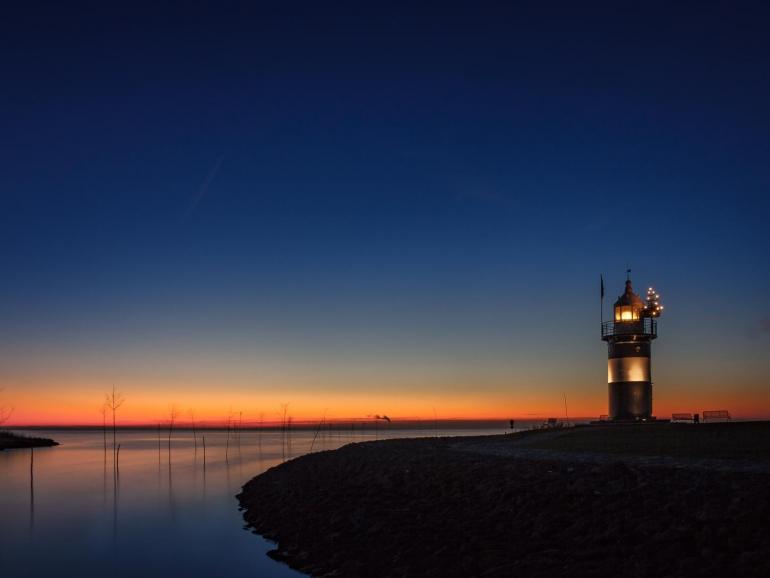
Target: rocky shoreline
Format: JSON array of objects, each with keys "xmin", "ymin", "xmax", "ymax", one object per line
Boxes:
[
  {"xmin": 0, "ymin": 431, "xmax": 58, "ymax": 451},
  {"xmin": 238, "ymin": 425, "xmax": 770, "ymax": 577}
]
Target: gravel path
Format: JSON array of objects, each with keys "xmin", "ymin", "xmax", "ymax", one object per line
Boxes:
[{"xmin": 451, "ymin": 432, "xmax": 770, "ymax": 473}]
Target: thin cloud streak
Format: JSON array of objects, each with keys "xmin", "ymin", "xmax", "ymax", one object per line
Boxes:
[{"xmin": 184, "ymin": 155, "xmax": 225, "ymax": 219}]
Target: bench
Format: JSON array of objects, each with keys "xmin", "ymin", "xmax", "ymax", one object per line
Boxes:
[
  {"xmin": 703, "ymin": 410, "xmax": 731, "ymax": 422},
  {"xmin": 672, "ymin": 413, "xmax": 694, "ymax": 422}
]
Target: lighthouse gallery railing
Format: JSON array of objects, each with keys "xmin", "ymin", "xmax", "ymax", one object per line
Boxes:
[{"xmin": 601, "ymin": 318, "xmax": 657, "ymax": 339}]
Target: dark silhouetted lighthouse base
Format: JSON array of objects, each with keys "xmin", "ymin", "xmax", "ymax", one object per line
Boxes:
[{"xmin": 607, "ymin": 340, "xmax": 652, "ymax": 420}]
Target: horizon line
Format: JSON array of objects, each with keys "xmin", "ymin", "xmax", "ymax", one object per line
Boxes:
[{"xmin": 6, "ymin": 416, "xmax": 596, "ymax": 429}]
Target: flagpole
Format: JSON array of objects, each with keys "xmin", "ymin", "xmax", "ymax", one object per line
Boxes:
[{"xmin": 600, "ymin": 274, "xmax": 604, "ymax": 325}]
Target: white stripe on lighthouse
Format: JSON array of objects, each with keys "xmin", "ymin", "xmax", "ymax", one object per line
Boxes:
[{"xmin": 608, "ymin": 357, "xmax": 650, "ymax": 383}]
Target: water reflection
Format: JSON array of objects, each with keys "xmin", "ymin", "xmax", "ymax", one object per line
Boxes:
[
  {"xmin": 29, "ymin": 448, "xmax": 34, "ymax": 535},
  {"xmin": 113, "ymin": 458, "xmax": 119, "ymax": 547},
  {"xmin": 168, "ymin": 447, "xmax": 175, "ymax": 522},
  {"xmin": 0, "ymin": 426, "xmax": 500, "ymax": 577}
]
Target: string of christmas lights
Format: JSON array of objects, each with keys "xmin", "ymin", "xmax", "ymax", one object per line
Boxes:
[{"xmin": 644, "ymin": 286, "xmax": 664, "ymax": 317}]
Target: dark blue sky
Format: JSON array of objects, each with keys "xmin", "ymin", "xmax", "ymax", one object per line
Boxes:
[{"xmin": 2, "ymin": 1, "xmax": 769, "ymax": 421}]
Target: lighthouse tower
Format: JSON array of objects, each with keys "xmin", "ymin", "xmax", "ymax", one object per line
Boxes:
[{"xmin": 601, "ymin": 275, "xmax": 663, "ymax": 421}]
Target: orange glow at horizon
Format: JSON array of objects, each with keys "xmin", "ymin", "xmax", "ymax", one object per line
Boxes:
[{"xmin": 4, "ymin": 377, "xmax": 769, "ymax": 426}]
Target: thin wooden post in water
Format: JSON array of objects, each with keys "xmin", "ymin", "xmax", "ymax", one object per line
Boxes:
[
  {"xmin": 167, "ymin": 405, "xmax": 179, "ymax": 462},
  {"xmin": 30, "ymin": 447, "xmax": 35, "ymax": 532},
  {"xmin": 287, "ymin": 416, "xmax": 293, "ymax": 459},
  {"xmin": 202, "ymin": 435, "xmax": 206, "ymax": 469},
  {"xmin": 258, "ymin": 413, "xmax": 263, "ymax": 453},
  {"xmin": 310, "ymin": 416, "xmax": 325, "ymax": 453},
  {"xmin": 237, "ymin": 411, "xmax": 243, "ymax": 452},
  {"xmin": 101, "ymin": 404, "xmax": 107, "ymax": 457},
  {"xmin": 190, "ymin": 412, "xmax": 197, "ymax": 455},
  {"xmin": 225, "ymin": 416, "xmax": 230, "ymax": 462},
  {"xmin": 280, "ymin": 403, "xmax": 289, "ymax": 462}
]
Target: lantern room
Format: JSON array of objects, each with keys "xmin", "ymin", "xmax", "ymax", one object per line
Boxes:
[{"xmin": 613, "ymin": 279, "xmax": 645, "ymax": 322}]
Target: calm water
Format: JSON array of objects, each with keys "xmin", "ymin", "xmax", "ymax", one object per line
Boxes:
[{"xmin": 0, "ymin": 426, "xmax": 503, "ymax": 577}]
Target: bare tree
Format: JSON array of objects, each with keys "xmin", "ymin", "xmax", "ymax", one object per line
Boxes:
[
  {"xmin": 105, "ymin": 385, "xmax": 125, "ymax": 469},
  {"xmin": 0, "ymin": 388, "xmax": 13, "ymax": 428}
]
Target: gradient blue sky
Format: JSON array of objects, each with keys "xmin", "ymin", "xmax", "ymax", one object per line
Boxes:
[{"xmin": 2, "ymin": 1, "xmax": 769, "ymax": 422}]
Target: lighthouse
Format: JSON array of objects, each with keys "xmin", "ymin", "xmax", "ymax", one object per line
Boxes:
[{"xmin": 601, "ymin": 275, "xmax": 663, "ymax": 421}]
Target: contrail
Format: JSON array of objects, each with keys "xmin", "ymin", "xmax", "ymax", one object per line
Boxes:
[{"xmin": 184, "ymin": 155, "xmax": 225, "ymax": 218}]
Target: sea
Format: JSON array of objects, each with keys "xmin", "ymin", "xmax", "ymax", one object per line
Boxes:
[{"xmin": 0, "ymin": 424, "xmax": 515, "ymax": 577}]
